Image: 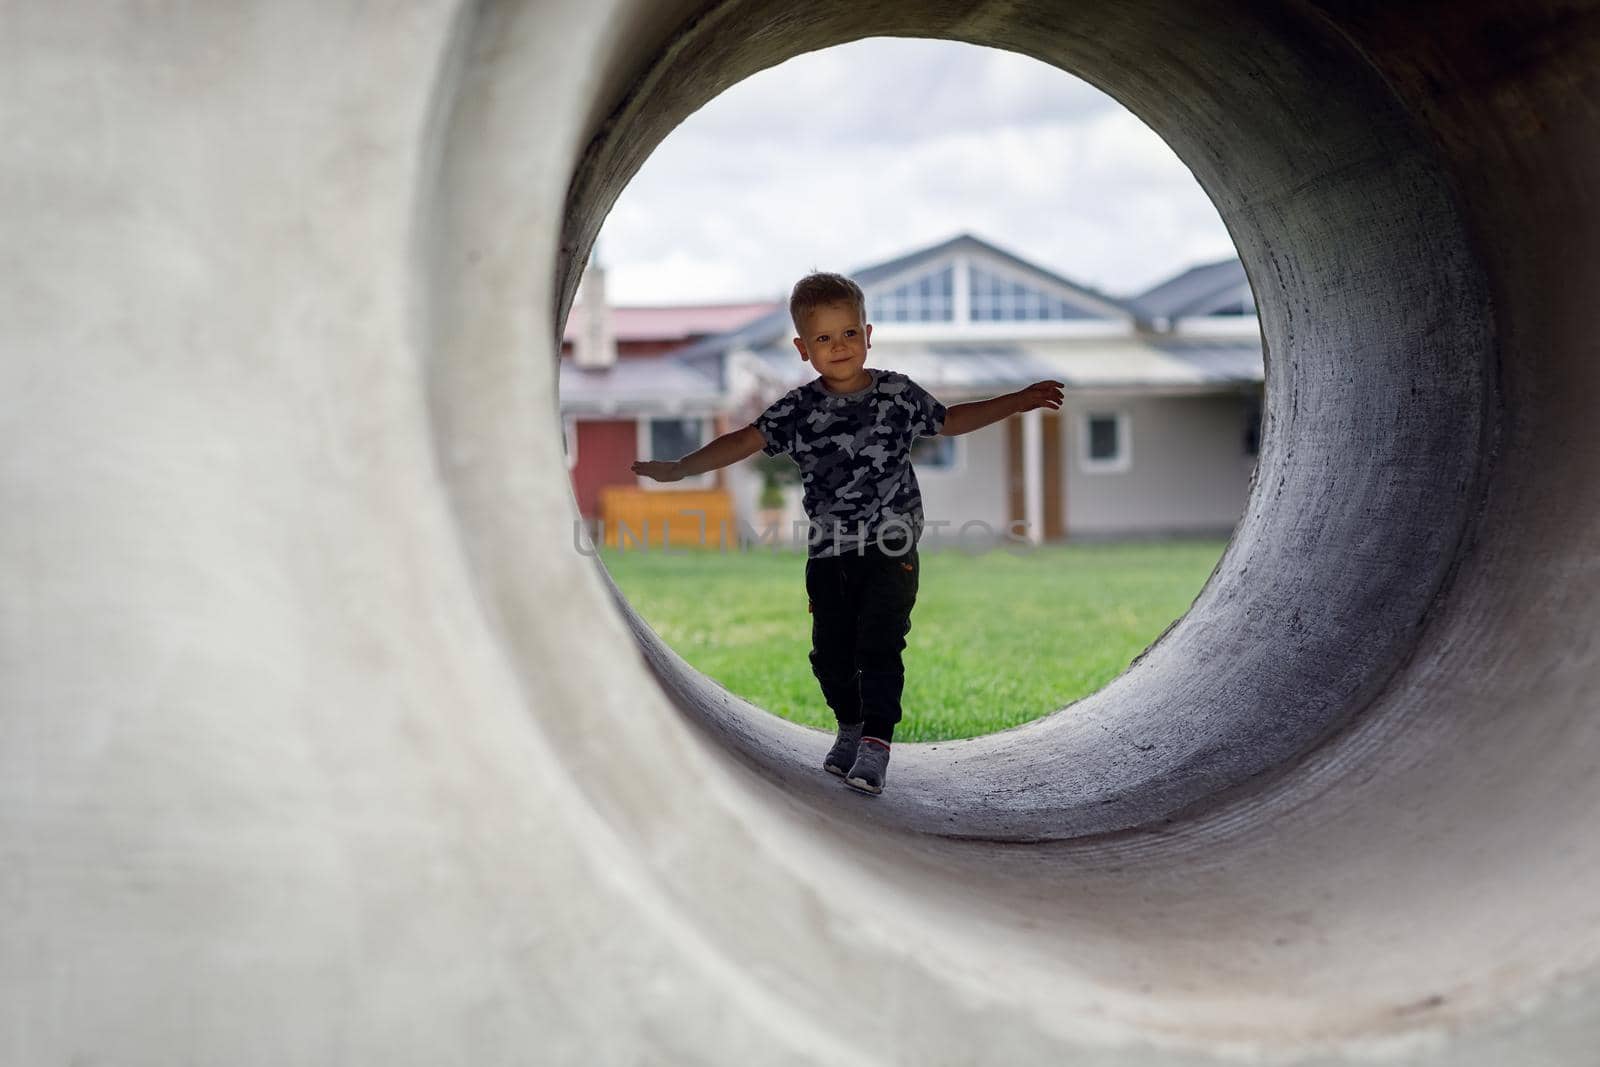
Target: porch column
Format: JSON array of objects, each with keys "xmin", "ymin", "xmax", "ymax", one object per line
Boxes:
[{"xmin": 1022, "ymin": 406, "xmax": 1044, "ymax": 545}]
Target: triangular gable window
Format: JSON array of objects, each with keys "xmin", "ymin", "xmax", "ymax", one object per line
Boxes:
[
  {"xmin": 868, "ymin": 265, "xmax": 954, "ymax": 323},
  {"xmin": 969, "ymin": 264, "xmax": 1094, "ymax": 322}
]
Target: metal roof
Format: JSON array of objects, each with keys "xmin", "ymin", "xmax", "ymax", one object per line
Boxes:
[
  {"xmin": 741, "ymin": 338, "xmax": 1263, "ymax": 396},
  {"xmin": 1130, "ymin": 258, "xmax": 1250, "ymax": 321},
  {"xmin": 1146, "ymin": 338, "xmax": 1266, "ymax": 383},
  {"xmin": 557, "ymin": 356, "xmax": 726, "ymax": 415}
]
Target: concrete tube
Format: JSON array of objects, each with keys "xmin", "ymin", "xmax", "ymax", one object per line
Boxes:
[{"xmin": 6, "ymin": 0, "xmax": 1600, "ymax": 1063}]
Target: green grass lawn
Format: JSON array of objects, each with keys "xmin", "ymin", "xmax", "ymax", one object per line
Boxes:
[{"xmin": 600, "ymin": 540, "xmax": 1227, "ymax": 742}]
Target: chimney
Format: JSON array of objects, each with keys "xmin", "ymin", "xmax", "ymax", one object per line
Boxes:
[{"xmin": 573, "ymin": 249, "xmax": 617, "ymax": 370}]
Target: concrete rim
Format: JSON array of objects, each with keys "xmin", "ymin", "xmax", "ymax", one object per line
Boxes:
[{"xmin": 422, "ymin": 0, "xmax": 1600, "ymax": 1059}]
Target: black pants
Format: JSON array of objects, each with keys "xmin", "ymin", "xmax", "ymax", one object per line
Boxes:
[{"xmin": 804, "ymin": 543, "xmax": 920, "ymax": 743}]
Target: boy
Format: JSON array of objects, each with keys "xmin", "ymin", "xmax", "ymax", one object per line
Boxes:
[{"xmin": 632, "ymin": 272, "xmax": 1062, "ymax": 795}]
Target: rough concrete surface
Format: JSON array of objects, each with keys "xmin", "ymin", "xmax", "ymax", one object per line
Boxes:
[{"xmin": 4, "ymin": 0, "xmax": 1600, "ymax": 1063}]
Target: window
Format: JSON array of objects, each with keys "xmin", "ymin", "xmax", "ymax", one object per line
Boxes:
[
  {"xmin": 1088, "ymin": 416, "xmax": 1118, "ymax": 459},
  {"xmin": 969, "ymin": 264, "xmax": 1088, "ymax": 322},
  {"xmin": 868, "ymin": 265, "xmax": 954, "ymax": 323},
  {"xmin": 649, "ymin": 417, "xmax": 702, "ymax": 460},
  {"xmin": 639, "ymin": 416, "xmax": 714, "ymax": 488},
  {"xmin": 910, "ymin": 435, "xmax": 957, "ymax": 470},
  {"xmin": 1079, "ymin": 411, "xmax": 1131, "ymax": 472}
]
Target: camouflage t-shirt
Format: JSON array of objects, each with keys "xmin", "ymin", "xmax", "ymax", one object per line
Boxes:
[{"xmin": 753, "ymin": 368, "xmax": 947, "ymax": 558}]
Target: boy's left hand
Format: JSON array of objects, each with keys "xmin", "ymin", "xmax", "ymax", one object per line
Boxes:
[{"xmin": 1012, "ymin": 380, "xmax": 1065, "ymax": 413}]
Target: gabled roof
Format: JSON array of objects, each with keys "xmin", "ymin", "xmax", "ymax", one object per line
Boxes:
[
  {"xmin": 1130, "ymin": 258, "xmax": 1250, "ymax": 321},
  {"xmin": 672, "ymin": 232, "xmax": 1137, "ymax": 375},
  {"xmin": 852, "ymin": 232, "xmax": 1133, "ymax": 319}
]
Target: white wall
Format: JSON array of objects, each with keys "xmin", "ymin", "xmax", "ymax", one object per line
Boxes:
[
  {"xmin": 917, "ymin": 421, "xmax": 1010, "ymax": 541},
  {"xmin": 1064, "ymin": 392, "xmax": 1257, "ymax": 537},
  {"xmin": 726, "ymin": 396, "xmax": 1253, "ymax": 546}
]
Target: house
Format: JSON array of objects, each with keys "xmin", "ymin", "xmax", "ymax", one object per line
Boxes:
[
  {"xmin": 671, "ymin": 234, "xmax": 1264, "ymax": 546},
  {"xmin": 557, "ymin": 257, "xmax": 776, "ymax": 529},
  {"xmin": 558, "ymin": 235, "xmax": 1264, "ymax": 549}
]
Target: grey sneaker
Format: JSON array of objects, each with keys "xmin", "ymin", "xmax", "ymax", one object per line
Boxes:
[
  {"xmin": 845, "ymin": 738, "xmax": 891, "ymax": 795},
  {"xmin": 824, "ymin": 722, "xmax": 865, "ymax": 777}
]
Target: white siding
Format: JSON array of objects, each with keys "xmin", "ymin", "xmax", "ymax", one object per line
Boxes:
[
  {"xmin": 1064, "ymin": 392, "xmax": 1257, "ymax": 537},
  {"xmin": 917, "ymin": 423, "xmax": 1009, "ymax": 537},
  {"xmin": 727, "ymin": 393, "xmax": 1255, "ymax": 546}
]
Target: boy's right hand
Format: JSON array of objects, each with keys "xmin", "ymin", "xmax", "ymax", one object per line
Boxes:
[{"xmin": 631, "ymin": 459, "xmax": 686, "ymax": 482}]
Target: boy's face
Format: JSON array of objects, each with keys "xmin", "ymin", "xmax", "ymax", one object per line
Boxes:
[{"xmin": 792, "ymin": 301, "xmax": 873, "ymax": 393}]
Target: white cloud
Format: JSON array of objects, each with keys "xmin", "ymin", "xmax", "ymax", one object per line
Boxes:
[{"xmin": 595, "ymin": 37, "xmax": 1237, "ymax": 305}]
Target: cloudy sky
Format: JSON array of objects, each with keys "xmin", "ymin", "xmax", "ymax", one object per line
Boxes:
[{"xmin": 594, "ymin": 38, "xmax": 1239, "ymax": 307}]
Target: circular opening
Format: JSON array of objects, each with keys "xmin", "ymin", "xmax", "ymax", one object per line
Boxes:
[
  {"xmin": 561, "ymin": 38, "xmax": 1258, "ymax": 745},
  {"xmin": 548, "ymin": 11, "xmax": 1489, "ymax": 842}
]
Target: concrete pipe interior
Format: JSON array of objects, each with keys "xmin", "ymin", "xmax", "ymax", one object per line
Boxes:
[
  {"xmin": 552, "ymin": 1, "xmax": 1499, "ymax": 840},
  {"xmin": 434, "ymin": 0, "xmax": 1599, "ymax": 1062},
  {"xmin": 10, "ymin": 1, "xmax": 1600, "ymax": 1064}
]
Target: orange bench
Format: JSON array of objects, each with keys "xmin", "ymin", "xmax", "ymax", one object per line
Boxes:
[{"xmin": 598, "ymin": 487, "xmax": 739, "ymax": 550}]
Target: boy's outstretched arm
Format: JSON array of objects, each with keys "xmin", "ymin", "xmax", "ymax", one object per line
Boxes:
[
  {"xmin": 939, "ymin": 380, "xmax": 1064, "ymax": 436},
  {"xmin": 630, "ymin": 423, "xmax": 766, "ymax": 483}
]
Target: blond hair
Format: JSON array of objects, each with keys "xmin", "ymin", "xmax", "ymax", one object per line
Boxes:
[{"xmin": 789, "ymin": 272, "xmax": 866, "ymax": 333}]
